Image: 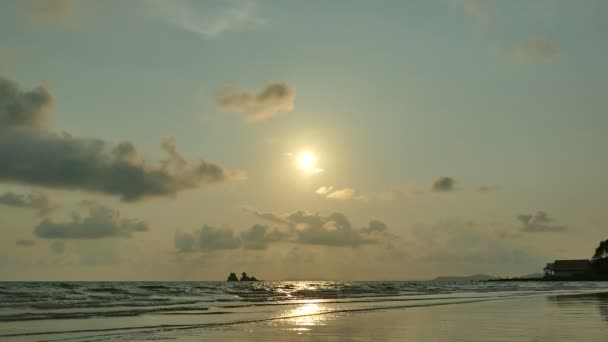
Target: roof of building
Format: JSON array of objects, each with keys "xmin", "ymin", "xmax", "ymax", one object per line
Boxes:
[{"xmin": 551, "ymin": 259, "xmax": 590, "ymax": 272}]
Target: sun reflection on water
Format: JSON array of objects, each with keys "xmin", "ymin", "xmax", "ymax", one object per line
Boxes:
[{"xmin": 286, "ymin": 301, "xmax": 328, "ymax": 327}]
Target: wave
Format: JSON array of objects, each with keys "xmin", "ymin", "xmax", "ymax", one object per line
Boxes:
[
  {"xmin": 0, "ymin": 294, "xmax": 549, "ymax": 340},
  {"xmin": 1, "ymin": 281, "xmax": 607, "ymax": 327}
]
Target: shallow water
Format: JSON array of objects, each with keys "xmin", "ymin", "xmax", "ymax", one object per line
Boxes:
[{"xmin": 1, "ymin": 281, "xmax": 607, "ymax": 341}]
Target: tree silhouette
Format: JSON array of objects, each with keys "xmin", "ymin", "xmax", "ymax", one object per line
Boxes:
[
  {"xmin": 593, "ymin": 239, "xmax": 608, "ymax": 260},
  {"xmin": 592, "ymin": 239, "xmax": 608, "ymax": 276}
]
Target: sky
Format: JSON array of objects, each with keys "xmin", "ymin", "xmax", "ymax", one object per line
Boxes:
[{"xmin": 0, "ymin": 0, "xmax": 607, "ymax": 281}]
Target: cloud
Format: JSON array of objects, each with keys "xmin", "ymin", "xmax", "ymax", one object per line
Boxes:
[
  {"xmin": 241, "ymin": 224, "xmax": 286, "ymax": 250},
  {"xmin": 476, "ymin": 185, "xmax": 499, "ymax": 193},
  {"xmin": 516, "ymin": 40, "xmax": 557, "ymax": 62},
  {"xmin": 0, "ymin": 76, "xmax": 53, "ymax": 129},
  {"xmin": 431, "ymin": 177, "xmax": 456, "ymax": 192},
  {"xmin": 327, "ymin": 188, "xmax": 368, "ymax": 201},
  {"xmin": 517, "ymin": 211, "xmax": 566, "ymax": 232},
  {"xmin": 364, "ymin": 220, "xmax": 388, "ymax": 234},
  {"xmin": 0, "ymin": 191, "xmax": 56, "ymax": 215},
  {"xmin": 177, "ymin": 210, "xmax": 391, "ymax": 251},
  {"xmin": 34, "ymin": 204, "xmax": 149, "ymax": 239},
  {"xmin": 199, "ymin": 225, "xmax": 241, "ymax": 250},
  {"xmin": 216, "ymin": 83, "xmax": 295, "ymax": 122},
  {"xmin": 316, "ymin": 186, "xmax": 368, "ymax": 201},
  {"xmin": 464, "ymin": 0, "xmax": 488, "ymax": 24},
  {"xmin": 16, "ymin": 239, "xmax": 35, "ymax": 247},
  {"xmin": 285, "ymin": 211, "xmax": 382, "ymax": 246},
  {"xmin": 29, "ymin": 0, "xmax": 74, "ymax": 18},
  {"xmin": 315, "ymin": 186, "xmax": 334, "ymax": 195},
  {"xmin": 152, "ymin": 0, "xmax": 265, "ymax": 38},
  {"xmin": 241, "ymin": 207, "xmax": 287, "ymax": 225},
  {"xmin": 0, "ymin": 76, "xmax": 240, "ymax": 201},
  {"xmin": 175, "ymin": 224, "xmax": 284, "ymax": 253}
]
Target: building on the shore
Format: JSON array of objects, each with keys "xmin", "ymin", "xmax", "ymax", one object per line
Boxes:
[{"xmin": 544, "ymin": 259, "xmax": 590, "ymax": 278}]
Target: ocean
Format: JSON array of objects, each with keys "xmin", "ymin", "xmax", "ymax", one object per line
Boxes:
[{"xmin": 1, "ymin": 281, "xmax": 608, "ymax": 341}]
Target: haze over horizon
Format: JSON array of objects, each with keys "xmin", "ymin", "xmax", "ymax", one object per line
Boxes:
[{"xmin": 1, "ymin": 0, "xmax": 607, "ymax": 281}]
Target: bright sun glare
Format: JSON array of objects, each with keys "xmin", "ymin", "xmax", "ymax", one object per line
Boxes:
[{"xmin": 297, "ymin": 151, "xmax": 317, "ymax": 172}]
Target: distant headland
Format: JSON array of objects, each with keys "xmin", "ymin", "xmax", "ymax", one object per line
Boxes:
[{"xmin": 227, "ymin": 272, "xmax": 258, "ymax": 282}]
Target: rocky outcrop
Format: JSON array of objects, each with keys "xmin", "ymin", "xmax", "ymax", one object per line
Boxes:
[{"xmin": 226, "ymin": 272, "xmax": 258, "ymax": 281}]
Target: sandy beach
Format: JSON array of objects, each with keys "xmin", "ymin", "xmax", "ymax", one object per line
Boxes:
[{"xmin": 162, "ymin": 292, "xmax": 608, "ymax": 342}]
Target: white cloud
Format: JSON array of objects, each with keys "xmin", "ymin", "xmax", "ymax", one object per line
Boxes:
[
  {"xmin": 316, "ymin": 186, "xmax": 368, "ymax": 201},
  {"xmin": 152, "ymin": 0, "xmax": 266, "ymax": 39}
]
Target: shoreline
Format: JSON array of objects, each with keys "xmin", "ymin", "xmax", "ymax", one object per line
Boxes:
[
  {"xmin": 171, "ymin": 290, "xmax": 608, "ymax": 341},
  {"xmin": 490, "ymin": 277, "xmax": 608, "ymax": 282}
]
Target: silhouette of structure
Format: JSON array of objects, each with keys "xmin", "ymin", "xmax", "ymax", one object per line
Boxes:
[{"xmin": 544, "ymin": 259, "xmax": 591, "ymax": 278}]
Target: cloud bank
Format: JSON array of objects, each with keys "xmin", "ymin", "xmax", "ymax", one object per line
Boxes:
[
  {"xmin": 0, "ymin": 76, "xmax": 239, "ymax": 201},
  {"xmin": 241, "ymin": 224, "xmax": 286, "ymax": 250},
  {"xmin": 0, "ymin": 191, "xmax": 56, "ymax": 215},
  {"xmin": 216, "ymin": 83, "xmax": 295, "ymax": 122},
  {"xmin": 176, "ymin": 210, "xmax": 391, "ymax": 253},
  {"xmin": 174, "ymin": 225, "xmax": 242, "ymax": 252},
  {"xmin": 249, "ymin": 209, "xmax": 390, "ymax": 247},
  {"xmin": 34, "ymin": 204, "xmax": 148, "ymax": 239}
]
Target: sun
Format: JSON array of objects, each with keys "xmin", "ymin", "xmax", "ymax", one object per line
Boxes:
[{"xmin": 297, "ymin": 151, "xmax": 317, "ymax": 172}]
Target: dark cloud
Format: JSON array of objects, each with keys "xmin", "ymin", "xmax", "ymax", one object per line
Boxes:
[
  {"xmin": 199, "ymin": 225, "xmax": 241, "ymax": 250},
  {"xmin": 29, "ymin": 0, "xmax": 73, "ymax": 18},
  {"xmin": 364, "ymin": 220, "xmax": 388, "ymax": 234},
  {"xmin": 516, "ymin": 40, "xmax": 557, "ymax": 62},
  {"xmin": 0, "ymin": 191, "xmax": 56, "ymax": 215},
  {"xmin": 241, "ymin": 224, "xmax": 286, "ymax": 250},
  {"xmin": 517, "ymin": 211, "xmax": 566, "ymax": 232},
  {"xmin": 16, "ymin": 239, "xmax": 35, "ymax": 247},
  {"xmin": 0, "ymin": 76, "xmax": 53, "ymax": 129},
  {"xmin": 0, "ymin": 76, "xmax": 239, "ymax": 201},
  {"xmin": 34, "ymin": 204, "xmax": 148, "ymax": 239},
  {"xmin": 431, "ymin": 177, "xmax": 455, "ymax": 192},
  {"xmin": 216, "ymin": 82, "xmax": 295, "ymax": 122}
]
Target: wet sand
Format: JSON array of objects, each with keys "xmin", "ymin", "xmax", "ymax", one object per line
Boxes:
[{"xmin": 168, "ymin": 292, "xmax": 608, "ymax": 342}]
